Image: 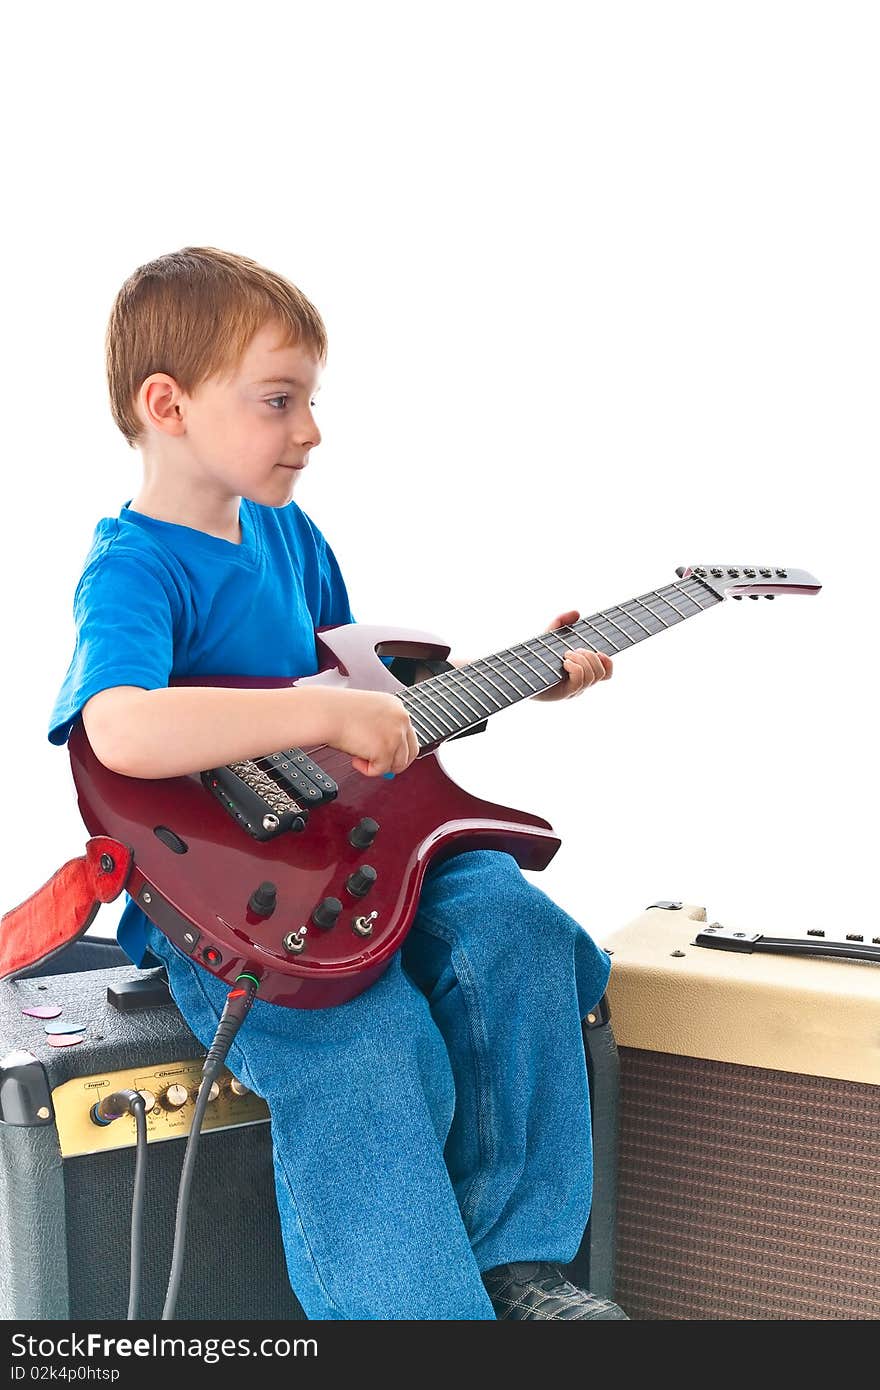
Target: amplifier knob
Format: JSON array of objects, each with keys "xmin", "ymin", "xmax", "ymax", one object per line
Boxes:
[
  {"xmin": 190, "ymin": 1081, "xmax": 220, "ymax": 1103},
  {"xmin": 161, "ymin": 1084, "xmax": 189, "ymax": 1111},
  {"xmin": 230, "ymin": 1078, "xmax": 250, "ymax": 1097}
]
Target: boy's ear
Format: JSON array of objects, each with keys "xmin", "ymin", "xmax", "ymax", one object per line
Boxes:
[{"xmin": 138, "ymin": 373, "xmax": 186, "ymax": 437}]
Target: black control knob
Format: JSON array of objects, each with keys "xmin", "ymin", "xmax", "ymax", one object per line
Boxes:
[
  {"xmin": 311, "ymin": 897, "xmax": 343, "ymax": 930},
  {"xmin": 248, "ymin": 881, "xmax": 277, "ymax": 917},
  {"xmin": 348, "ymin": 817, "xmax": 380, "ymax": 849},
  {"xmin": 345, "ymin": 865, "xmax": 377, "ymax": 898}
]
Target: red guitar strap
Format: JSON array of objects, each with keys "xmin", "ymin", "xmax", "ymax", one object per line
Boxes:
[{"xmin": 0, "ymin": 837, "xmax": 133, "ymax": 980}]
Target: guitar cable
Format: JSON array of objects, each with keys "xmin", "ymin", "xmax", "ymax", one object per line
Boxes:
[
  {"xmin": 161, "ymin": 972, "xmax": 260, "ymax": 1320},
  {"xmin": 90, "ymin": 1088, "xmax": 149, "ymax": 1320}
]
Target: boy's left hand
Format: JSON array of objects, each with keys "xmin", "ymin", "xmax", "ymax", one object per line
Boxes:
[{"xmin": 532, "ymin": 610, "xmax": 614, "ymax": 702}]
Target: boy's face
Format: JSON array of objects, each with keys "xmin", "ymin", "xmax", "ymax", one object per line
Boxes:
[{"xmin": 146, "ymin": 321, "xmax": 323, "ymax": 506}]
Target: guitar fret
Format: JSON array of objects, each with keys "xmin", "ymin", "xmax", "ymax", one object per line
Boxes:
[
  {"xmin": 429, "ymin": 681, "xmax": 477, "ymax": 724},
  {"xmin": 635, "ymin": 593, "xmax": 671, "ymax": 627},
  {"xmin": 403, "ymin": 688, "xmax": 447, "ymax": 731},
  {"xmin": 420, "ymin": 681, "xmax": 471, "ymax": 728},
  {"xmin": 548, "ymin": 629, "xmax": 584, "ymax": 653},
  {"xmin": 401, "ymin": 571, "xmax": 729, "ymax": 753},
  {"xmin": 533, "ymin": 631, "xmax": 571, "ymax": 668},
  {"xmin": 483, "ymin": 652, "xmax": 536, "ymax": 697},
  {"xmin": 512, "ymin": 645, "xmax": 555, "ymax": 683},
  {"xmin": 579, "ymin": 621, "xmax": 621, "ymax": 653},
  {"xmin": 654, "ymin": 588, "xmax": 689, "ymax": 620},
  {"xmin": 598, "ymin": 610, "xmax": 635, "ymax": 644},
  {"xmin": 616, "ymin": 601, "xmax": 653, "ymax": 636},
  {"xmin": 413, "ymin": 687, "xmax": 459, "ymax": 734},
  {"xmin": 405, "ymin": 705, "xmax": 439, "ymax": 746},
  {"xmin": 458, "ymin": 666, "xmax": 505, "ymax": 709},
  {"xmin": 504, "ymin": 653, "xmax": 542, "ymax": 693},
  {"xmin": 678, "ymin": 580, "xmax": 712, "ymax": 610},
  {"xmin": 404, "ymin": 693, "xmax": 447, "ymax": 740},
  {"xmin": 443, "ymin": 671, "xmax": 491, "ymax": 720},
  {"xmin": 468, "ymin": 664, "xmax": 510, "ymax": 705}
]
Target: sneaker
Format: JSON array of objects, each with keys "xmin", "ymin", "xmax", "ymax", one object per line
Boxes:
[{"xmin": 481, "ymin": 1261, "xmax": 629, "ymax": 1320}]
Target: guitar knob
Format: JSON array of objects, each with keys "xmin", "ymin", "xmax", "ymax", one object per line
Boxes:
[
  {"xmin": 311, "ymin": 897, "xmax": 343, "ymax": 930},
  {"xmin": 345, "ymin": 865, "xmax": 377, "ymax": 898},
  {"xmin": 348, "ymin": 817, "xmax": 379, "ymax": 849},
  {"xmin": 248, "ymin": 882, "xmax": 277, "ymax": 917}
]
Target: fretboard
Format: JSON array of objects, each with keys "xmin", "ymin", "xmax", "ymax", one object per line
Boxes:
[{"xmin": 399, "ymin": 574, "xmax": 722, "ymax": 749}]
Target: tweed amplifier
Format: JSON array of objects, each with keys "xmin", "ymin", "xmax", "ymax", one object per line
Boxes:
[
  {"xmin": 0, "ymin": 950, "xmax": 305, "ymax": 1321},
  {"xmin": 604, "ymin": 901, "xmax": 880, "ymax": 1321}
]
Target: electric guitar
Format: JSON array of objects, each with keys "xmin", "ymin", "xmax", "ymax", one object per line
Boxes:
[{"xmin": 67, "ymin": 563, "xmax": 820, "ymax": 1008}]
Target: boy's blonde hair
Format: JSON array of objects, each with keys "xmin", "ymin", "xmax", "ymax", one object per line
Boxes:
[{"xmin": 105, "ymin": 246, "xmax": 328, "ymax": 448}]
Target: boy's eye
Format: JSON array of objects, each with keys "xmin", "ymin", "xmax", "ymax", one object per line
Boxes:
[{"xmin": 266, "ymin": 395, "xmax": 319, "ymax": 410}]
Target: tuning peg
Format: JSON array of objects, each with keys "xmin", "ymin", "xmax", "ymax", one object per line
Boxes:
[
  {"xmin": 749, "ymin": 594, "xmax": 759, "ymax": 600},
  {"xmin": 733, "ymin": 595, "xmax": 743, "ymax": 600},
  {"xmin": 764, "ymin": 594, "xmax": 775, "ymax": 599}
]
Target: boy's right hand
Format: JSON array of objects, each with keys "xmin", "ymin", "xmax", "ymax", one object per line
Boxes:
[{"xmin": 328, "ymin": 689, "xmax": 420, "ymax": 777}]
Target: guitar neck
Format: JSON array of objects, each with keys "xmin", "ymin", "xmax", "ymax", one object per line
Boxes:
[{"xmin": 399, "ymin": 573, "xmax": 723, "ymax": 750}]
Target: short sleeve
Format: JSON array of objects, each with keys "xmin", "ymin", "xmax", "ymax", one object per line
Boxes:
[
  {"xmin": 48, "ymin": 552, "xmax": 178, "ymax": 745},
  {"xmin": 318, "ymin": 534, "xmax": 356, "ymax": 628}
]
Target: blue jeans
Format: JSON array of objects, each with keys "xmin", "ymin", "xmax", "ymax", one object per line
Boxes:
[{"xmin": 143, "ymin": 849, "xmax": 611, "ymax": 1320}]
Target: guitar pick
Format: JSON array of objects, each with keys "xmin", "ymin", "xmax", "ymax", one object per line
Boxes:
[
  {"xmin": 44, "ymin": 1019, "xmax": 89, "ymax": 1035},
  {"xmin": 47, "ymin": 1032, "xmax": 86, "ymax": 1047},
  {"xmin": 22, "ymin": 1005, "xmax": 63, "ymax": 1019}
]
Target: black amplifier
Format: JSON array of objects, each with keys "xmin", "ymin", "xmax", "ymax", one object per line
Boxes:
[{"xmin": 0, "ymin": 943, "xmax": 305, "ymax": 1321}]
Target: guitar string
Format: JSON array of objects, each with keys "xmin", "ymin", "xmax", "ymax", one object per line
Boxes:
[
  {"xmin": 244, "ymin": 578, "xmax": 719, "ymax": 792},
  {"xmin": 244, "ymin": 579, "xmax": 719, "ymax": 784}
]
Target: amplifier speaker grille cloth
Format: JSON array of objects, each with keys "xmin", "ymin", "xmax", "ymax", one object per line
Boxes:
[
  {"xmin": 64, "ymin": 1121, "xmax": 305, "ymax": 1321},
  {"xmin": 614, "ymin": 1048, "xmax": 880, "ymax": 1321}
]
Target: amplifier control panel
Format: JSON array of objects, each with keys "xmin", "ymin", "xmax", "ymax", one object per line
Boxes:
[{"xmin": 52, "ymin": 1060, "xmax": 270, "ymax": 1157}]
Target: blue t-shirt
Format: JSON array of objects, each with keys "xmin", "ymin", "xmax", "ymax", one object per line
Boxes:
[{"xmin": 49, "ymin": 498, "xmax": 357, "ymax": 967}]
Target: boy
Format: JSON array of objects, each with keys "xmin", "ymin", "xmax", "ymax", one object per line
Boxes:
[{"xmin": 49, "ymin": 247, "xmax": 626, "ymax": 1321}]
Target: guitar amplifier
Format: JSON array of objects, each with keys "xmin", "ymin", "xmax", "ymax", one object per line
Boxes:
[
  {"xmin": 0, "ymin": 945, "xmax": 306, "ymax": 1321},
  {"xmin": 605, "ymin": 902, "xmax": 880, "ymax": 1321},
  {"xmin": 0, "ymin": 941, "xmax": 617, "ymax": 1320}
]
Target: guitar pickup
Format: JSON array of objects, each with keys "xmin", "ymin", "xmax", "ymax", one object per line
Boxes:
[
  {"xmin": 263, "ymin": 749, "xmax": 338, "ymax": 806},
  {"xmin": 201, "ymin": 762, "xmax": 309, "ymax": 841}
]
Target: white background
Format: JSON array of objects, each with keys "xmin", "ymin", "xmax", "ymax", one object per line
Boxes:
[{"xmin": 1, "ymin": 2, "xmax": 876, "ymax": 950}]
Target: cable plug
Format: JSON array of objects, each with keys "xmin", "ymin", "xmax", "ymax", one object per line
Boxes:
[
  {"xmin": 90, "ymin": 1088, "xmax": 147, "ymax": 1126},
  {"xmin": 202, "ymin": 973, "xmax": 259, "ymax": 1082}
]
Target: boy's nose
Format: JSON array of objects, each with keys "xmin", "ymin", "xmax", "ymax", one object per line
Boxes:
[{"xmin": 295, "ymin": 411, "xmax": 321, "ymax": 448}]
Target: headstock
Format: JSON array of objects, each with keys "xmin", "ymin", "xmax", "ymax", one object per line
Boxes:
[{"xmin": 675, "ymin": 565, "xmax": 822, "ymax": 600}]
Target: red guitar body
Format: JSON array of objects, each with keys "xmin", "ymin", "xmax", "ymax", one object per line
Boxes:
[{"xmin": 67, "ymin": 624, "xmax": 561, "ymax": 1009}]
